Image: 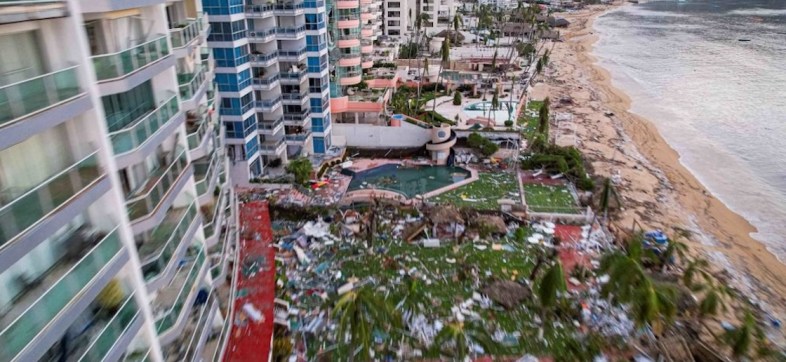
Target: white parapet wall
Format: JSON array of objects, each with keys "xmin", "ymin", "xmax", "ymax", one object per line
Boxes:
[{"xmin": 331, "ymin": 121, "xmax": 432, "ymax": 148}]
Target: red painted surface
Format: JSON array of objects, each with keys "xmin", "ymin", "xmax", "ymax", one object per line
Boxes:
[{"xmin": 224, "ymin": 200, "xmax": 275, "ymax": 362}]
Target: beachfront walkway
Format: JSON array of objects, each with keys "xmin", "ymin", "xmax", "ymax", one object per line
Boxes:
[{"xmin": 223, "ymin": 201, "xmax": 275, "ymax": 362}]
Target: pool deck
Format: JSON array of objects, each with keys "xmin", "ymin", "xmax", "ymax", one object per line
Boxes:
[{"xmin": 341, "ymin": 158, "xmax": 481, "ymax": 204}]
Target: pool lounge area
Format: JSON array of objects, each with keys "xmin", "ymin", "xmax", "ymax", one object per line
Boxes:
[{"xmin": 463, "ymin": 101, "xmax": 519, "ymax": 125}]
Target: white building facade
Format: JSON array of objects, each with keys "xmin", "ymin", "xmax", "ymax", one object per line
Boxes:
[{"xmin": 0, "ymin": 0, "xmax": 235, "ymax": 361}]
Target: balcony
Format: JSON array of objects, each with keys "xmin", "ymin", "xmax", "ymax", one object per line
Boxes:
[
  {"xmin": 338, "ymin": 52, "xmax": 362, "ymax": 67},
  {"xmin": 169, "ymin": 14, "xmax": 206, "ymax": 49},
  {"xmin": 247, "ymin": 29, "xmax": 276, "ymax": 42},
  {"xmin": 281, "ymin": 90, "xmax": 308, "ymax": 106},
  {"xmin": 186, "ymin": 108, "xmax": 211, "ymax": 151},
  {"xmin": 76, "ymin": 293, "xmax": 142, "ymax": 361},
  {"xmin": 177, "ymin": 66, "xmax": 207, "ymax": 103},
  {"xmin": 283, "ymin": 111, "xmax": 310, "ymax": 129},
  {"xmin": 0, "ymin": 151, "xmax": 103, "ymax": 245},
  {"xmin": 337, "ymin": 18, "xmax": 360, "ymax": 29},
  {"xmin": 90, "ymin": 35, "xmax": 170, "ymax": 82},
  {"xmin": 336, "ymin": 0, "xmax": 359, "ymax": 9},
  {"xmin": 279, "ymin": 69, "xmax": 306, "ymax": 84},
  {"xmin": 139, "ymin": 202, "xmax": 199, "ymax": 282},
  {"xmin": 202, "ymin": 189, "xmax": 227, "ymax": 246},
  {"xmin": 245, "ymin": 3, "xmax": 275, "ymax": 18},
  {"xmin": 0, "ymin": 229, "xmax": 125, "ymax": 361},
  {"xmin": 255, "ymin": 96, "xmax": 282, "ymax": 112},
  {"xmin": 259, "ymin": 138, "xmax": 285, "ymax": 155},
  {"xmin": 251, "ymin": 74, "xmax": 280, "ymax": 91},
  {"xmin": 108, "ymin": 93, "xmax": 180, "ymax": 155},
  {"xmin": 258, "ymin": 117, "xmax": 283, "ymax": 135},
  {"xmin": 154, "ymin": 249, "xmax": 206, "ymax": 335},
  {"xmin": 277, "ymin": 47, "xmax": 306, "ymax": 61},
  {"xmin": 274, "ymin": 1, "xmax": 305, "ymax": 15},
  {"xmin": 194, "ymin": 151, "xmax": 219, "ymax": 197},
  {"xmin": 249, "ymin": 51, "xmax": 278, "ymax": 67},
  {"xmin": 125, "ymin": 148, "xmax": 190, "ymax": 222},
  {"xmin": 0, "ymin": 65, "xmax": 82, "ymax": 127},
  {"xmin": 285, "ymin": 130, "xmax": 312, "ymax": 142},
  {"xmin": 165, "ymin": 292, "xmax": 218, "ymax": 361},
  {"xmin": 276, "ymin": 25, "xmax": 306, "ymax": 39}
]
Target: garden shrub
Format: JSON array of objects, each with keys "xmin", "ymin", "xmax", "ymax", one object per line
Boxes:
[{"xmin": 453, "ymin": 91, "xmax": 462, "ymax": 105}]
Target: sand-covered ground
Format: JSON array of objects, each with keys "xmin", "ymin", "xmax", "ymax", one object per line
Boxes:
[{"xmin": 531, "ymin": 3, "xmax": 786, "ymax": 321}]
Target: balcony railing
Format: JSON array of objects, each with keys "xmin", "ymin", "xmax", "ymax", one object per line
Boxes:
[
  {"xmin": 194, "ymin": 151, "xmax": 219, "ymax": 196},
  {"xmin": 178, "ymin": 67, "xmax": 207, "ymax": 100},
  {"xmin": 275, "ymin": 1, "xmax": 304, "ymax": 12},
  {"xmin": 155, "ymin": 249, "xmax": 206, "ymax": 333},
  {"xmin": 280, "ymin": 69, "xmax": 306, "ymax": 81},
  {"xmin": 276, "ymin": 25, "xmax": 306, "ymax": 38},
  {"xmin": 78, "ymin": 293, "xmax": 140, "ymax": 360},
  {"xmin": 249, "ymin": 51, "xmax": 278, "ymax": 64},
  {"xmin": 245, "ymin": 3, "xmax": 275, "ymax": 15},
  {"xmin": 125, "ymin": 148, "xmax": 189, "ymax": 221},
  {"xmin": 285, "ymin": 131, "xmax": 312, "ymax": 141},
  {"xmin": 0, "ymin": 229, "xmax": 122, "ymax": 361},
  {"xmin": 260, "ymin": 138, "xmax": 285, "ymax": 151},
  {"xmin": 0, "ymin": 151, "xmax": 102, "ymax": 245},
  {"xmin": 283, "ymin": 108, "xmax": 310, "ymax": 122},
  {"xmin": 255, "ymin": 96, "xmax": 282, "ymax": 111},
  {"xmin": 170, "ymin": 14, "xmax": 205, "ymax": 48},
  {"xmin": 108, "ymin": 93, "xmax": 180, "ymax": 155},
  {"xmin": 281, "ymin": 91, "xmax": 307, "ymax": 101},
  {"xmin": 187, "ymin": 110, "xmax": 210, "ymax": 150},
  {"xmin": 139, "ymin": 202, "xmax": 199, "ymax": 281},
  {"xmin": 277, "ymin": 48, "xmax": 306, "ymax": 59},
  {"xmin": 259, "ymin": 117, "xmax": 283, "ymax": 130},
  {"xmin": 252, "ymin": 74, "xmax": 279, "ymax": 87},
  {"xmin": 202, "ymin": 189, "xmax": 226, "ymax": 240},
  {"xmin": 91, "ymin": 35, "xmax": 170, "ymax": 81},
  {"xmin": 247, "ymin": 29, "xmax": 276, "ymax": 41},
  {"xmin": 0, "ymin": 65, "xmax": 81, "ymax": 125}
]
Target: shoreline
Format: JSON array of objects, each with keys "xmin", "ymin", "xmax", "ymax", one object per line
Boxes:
[{"xmin": 536, "ymin": 4, "xmax": 786, "ymax": 319}]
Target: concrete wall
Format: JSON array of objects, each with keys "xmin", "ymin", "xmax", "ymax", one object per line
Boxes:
[
  {"xmin": 455, "ymin": 129, "xmax": 521, "ymax": 140},
  {"xmin": 331, "ymin": 121, "xmax": 431, "ymax": 148}
]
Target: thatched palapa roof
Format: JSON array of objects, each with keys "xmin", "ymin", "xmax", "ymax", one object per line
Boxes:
[
  {"xmin": 473, "ymin": 215, "xmax": 507, "ymax": 235},
  {"xmin": 427, "ymin": 205, "xmax": 463, "ymax": 225},
  {"xmin": 482, "ymin": 281, "xmax": 531, "ymax": 309}
]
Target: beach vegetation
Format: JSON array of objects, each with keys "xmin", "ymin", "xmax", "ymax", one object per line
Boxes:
[
  {"xmin": 538, "ymin": 97, "xmax": 550, "ymax": 135},
  {"xmin": 467, "ymin": 132, "xmax": 499, "ymax": 156},
  {"xmin": 285, "ymin": 157, "xmax": 312, "ymax": 185}
]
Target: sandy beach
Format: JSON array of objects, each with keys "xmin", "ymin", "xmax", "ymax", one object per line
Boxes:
[{"xmin": 531, "ymin": 3, "xmax": 786, "ymax": 320}]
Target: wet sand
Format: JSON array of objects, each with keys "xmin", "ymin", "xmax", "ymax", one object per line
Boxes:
[{"xmin": 533, "ymin": 4, "xmax": 786, "ymax": 319}]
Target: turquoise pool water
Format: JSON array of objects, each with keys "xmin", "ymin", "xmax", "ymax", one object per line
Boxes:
[
  {"xmin": 345, "ymin": 164, "xmax": 471, "ymax": 198},
  {"xmin": 463, "ymin": 101, "xmax": 519, "ymax": 125}
]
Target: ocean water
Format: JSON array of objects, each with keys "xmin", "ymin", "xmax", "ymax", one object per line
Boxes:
[{"xmin": 593, "ymin": 0, "xmax": 786, "ymax": 260}]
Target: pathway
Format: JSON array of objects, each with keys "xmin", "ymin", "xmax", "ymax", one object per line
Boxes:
[{"xmin": 223, "ymin": 200, "xmax": 275, "ymax": 362}]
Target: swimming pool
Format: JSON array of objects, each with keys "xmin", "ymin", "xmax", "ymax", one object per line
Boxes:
[
  {"xmin": 463, "ymin": 101, "xmax": 519, "ymax": 125},
  {"xmin": 345, "ymin": 163, "xmax": 471, "ymax": 198}
]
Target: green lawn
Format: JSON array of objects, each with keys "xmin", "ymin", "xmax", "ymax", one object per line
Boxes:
[
  {"xmin": 430, "ymin": 172, "xmax": 520, "ymax": 210},
  {"xmin": 523, "ymin": 184, "xmax": 581, "ymax": 214},
  {"xmin": 519, "ymin": 100, "xmax": 544, "ymax": 140}
]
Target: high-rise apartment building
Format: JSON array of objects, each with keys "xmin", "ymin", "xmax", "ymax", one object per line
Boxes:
[
  {"xmin": 205, "ymin": 0, "xmax": 333, "ymax": 181},
  {"xmin": 381, "ymin": 0, "xmax": 455, "ymax": 39},
  {"xmin": 0, "ymin": 0, "xmax": 235, "ymax": 361}
]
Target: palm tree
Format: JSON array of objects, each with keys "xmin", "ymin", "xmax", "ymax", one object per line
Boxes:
[
  {"xmin": 490, "ymin": 87, "xmax": 500, "ymax": 123},
  {"xmin": 431, "ymin": 34, "xmax": 451, "ymax": 115},
  {"xmin": 596, "ymin": 177, "xmax": 620, "ymax": 224},
  {"xmin": 600, "ymin": 238, "xmax": 678, "ymax": 333},
  {"xmin": 537, "ymin": 260, "xmax": 567, "ymax": 310},
  {"xmin": 397, "ymin": 276, "xmax": 426, "ymax": 314},
  {"xmin": 333, "ymin": 287, "xmax": 402, "ymax": 360},
  {"xmin": 722, "ymin": 311, "xmax": 772, "ymax": 359},
  {"xmin": 431, "ymin": 320, "xmax": 498, "ymax": 360}
]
